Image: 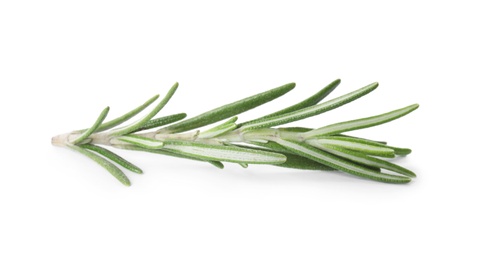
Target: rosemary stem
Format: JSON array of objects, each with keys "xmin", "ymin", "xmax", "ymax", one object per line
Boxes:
[{"xmin": 51, "ymin": 133, "xmax": 71, "ymax": 147}]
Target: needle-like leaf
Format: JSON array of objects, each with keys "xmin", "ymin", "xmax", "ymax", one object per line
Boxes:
[
  {"xmin": 240, "ymin": 82, "xmax": 379, "ymax": 130},
  {"xmin": 198, "ymin": 117, "xmax": 238, "ymax": 139},
  {"xmin": 158, "ymin": 83, "xmax": 296, "ymax": 133},
  {"xmin": 162, "ymin": 140, "xmax": 287, "ymax": 164},
  {"xmin": 278, "ymin": 127, "xmax": 313, "ymax": 133},
  {"xmin": 110, "ymin": 83, "xmax": 179, "ymax": 136},
  {"xmin": 80, "ymin": 144, "xmax": 143, "ymax": 174},
  {"xmin": 306, "ymin": 137, "xmax": 395, "ymax": 158},
  {"xmin": 209, "ymin": 161, "xmax": 225, "ymax": 169},
  {"xmin": 336, "ymin": 134, "xmax": 387, "ymax": 144},
  {"xmin": 239, "ymin": 79, "xmax": 341, "ymax": 126},
  {"xmin": 251, "ymin": 140, "xmax": 380, "ymax": 172},
  {"xmin": 310, "ymin": 143, "xmax": 416, "ymax": 178},
  {"xmin": 388, "ymin": 146, "xmax": 412, "ymax": 156},
  {"xmin": 238, "ymin": 163, "xmax": 248, "ymax": 168},
  {"xmin": 72, "ymin": 107, "xmax": 109, "ymax": 145},
  {"xmin": 133, "ymin": 113, "xmax": 187, "ymax": 133},
  {"xmin": 249, "ymin": 140, "xmax": 299, "ymax": 155},
  {"xmin": 67, "ymin": 144, "xmax": 131, "ymax": 186},
  {"xmin": 237, "ymin": 143, "xmax": 336, "ymax": 171},
  {"xmin": 274, "ymin": 138, "xmax": 411, "ymax": 183},
  {"xmin": 92, "ymin": 94, "xmax": 160, "ymax": 133},
  {"xmin": 117, "ymin": 135, "xmax": 164, "ymax": 149},
  {"xmin": 116, "ymin": 144, "xmax": 227, "ymax": 169},
  {"xmin": 276, "ymin": 152, "xmax": 337, "ymax": 171},
  {"xmin": 303, "ymin": 104, "xmax": 419, "ymax": 138},
  {"xmin": 335, "ymin": 135, "xmax": 412, "ymax": 156}
]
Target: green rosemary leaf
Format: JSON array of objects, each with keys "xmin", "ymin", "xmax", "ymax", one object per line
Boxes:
[
  {"xmin": 336, "ymin": 134, "xmax": 387, "ymax": 144},
  {"xmin": 249, "ymin": 140, "xmax": 297, "ymax": 155},
  {"xmin": 199, "ymin": 123, "xmax": 237, "ymax": 139},
  {"xmin": 389, "ymin": 147, "xmax": 412, "ymax": 156},
  {"xmin": 110, "ymin": 83, "xmax": 178, "ymax": 136},
  {"xmin": 240, "ymin": 82, "xmax": 379, "ymax": 130},
  {"xmin": 223, "ymin": 116, "xmax": 239, "ymax": 124},
  {"xmin": 220, "ymin": 143, "xmax": 252, "ymax": 169},
  {"xmin": 162, "ymin": 140, "xmax": 286, "ymax": 164},
  {"xmin": 278, "ymin": 127, "xmax": 313, "ymax": 132},
  {"xmin": 238, "ymin": 143, "xmax": 336, "ymax": 171},
  {"xmin": 277, "ymin": 153, "xmax": 337, "ymax": 171},
  {"xmin": 303, "ymin": 104, "xmax": 419, "ymax": 138},
  {"xmin": 116, "ymin": 144, "xmax": 225, "ymax": 169},
  {"xmin": 246, "ymin": 140, "xmax": 297, "ymax": 155},
  {"xmin": 274, "ymin": 139, "xmax": 411, "ymax": 183},
  {"xmin": 238, "ymin": 163, "xmax": 249, "ymax": 168},
  {"xmin": 198, "ymin": 117, "xmax": 238, "ymax": 139},
  {"xmin": 72, "ymin": 107, "xmax": 110, "ymax": 145},
  {"xmin": 158, "ymin": 82, "xmax": 296, "ymax": 134},
  {"xmin": 93, "ymin": 94, "xmax": 159, "ymax": 133},
  {"xmin": 80, "ymin": 144, "xmax": 143, "ymax": 174},
  {"xmin": 240, "ymin": 79, "xmax": 341, "ymax": 125},
  {"xmin": 250, "ymin": 141, "xmax": 379, "ymax": 172},
  {"xmin": 67, "ymin": 144, "xmax": 131, "ymax": 186},
  {"xmin": 117, "ymin": 135, "xmax": 164, "ymax": 149},
  {"xmin": 306, "ymin": 137, "xmax": 395, "ymax": 158},
  {"xmin": 209, "ymin": 161, "xmax": 225, "ymax": 169},
  {"xmin": 133, "ymin": 113, "xmax": 187, "ymax": 133},
  {"xmin": 310, "ymin": 143, "xmax": 416, "ymax": 178},
  {"xmin": 335, "ymin": 135, "xmax": 412, "ymax": 156}
]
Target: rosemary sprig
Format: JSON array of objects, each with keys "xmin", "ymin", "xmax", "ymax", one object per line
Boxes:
[{"xmin": 52, "ymin": 80, "xmax": 418, "ymax": 186}]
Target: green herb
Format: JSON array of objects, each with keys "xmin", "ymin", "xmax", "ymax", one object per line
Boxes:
[{"xmin": 52, "ymin": 80, "xmax": 418, "ymax": 186}]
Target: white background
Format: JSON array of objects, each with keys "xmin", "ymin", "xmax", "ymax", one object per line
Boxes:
[{"xmin": 1, "ymin": 1, "xmax": 493, "ymax": 259}]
